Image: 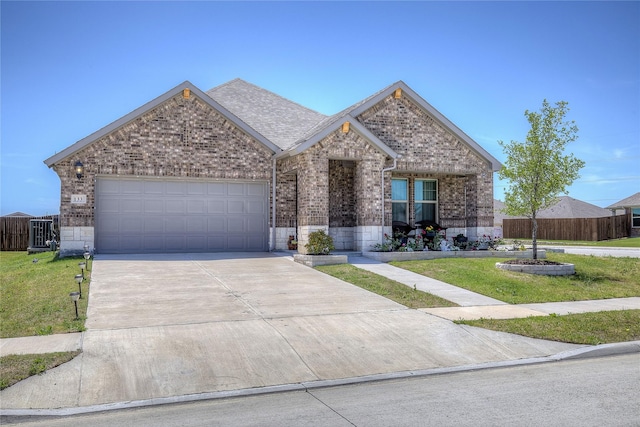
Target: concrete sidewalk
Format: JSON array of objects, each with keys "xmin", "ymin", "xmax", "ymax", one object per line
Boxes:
[
  {"xmin": 1, "ymin": 252, "xmax": 638, "ymax": 415},
  {"xmin": 422, "ymin": 298, "xmax": 640, "ymax": 321},
  {"xmin": 0, "ymin": 333, "xmax": 83, "ymax": 357},
  {"xmin": 349, "ymin": 255, "xmax": 506, "ymax": 306},
  {"xmin": 349, "ymin": 255, "xmax": 640, "ymax": 321},
  {"xmin": 542, "ymin": 246, "xmax": 640, "ymax": 258}
]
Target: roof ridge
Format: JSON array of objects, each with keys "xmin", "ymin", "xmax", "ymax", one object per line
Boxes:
[
  {"xmin": 208, "ymin": 78, "xmax": 328, "ymax": 118},
  {"xmin": 206, "ymin": 79, "xmax": 328, "ymax": 150}
]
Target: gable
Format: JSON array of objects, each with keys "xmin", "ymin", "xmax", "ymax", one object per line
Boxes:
[
  {"xmin": 357, "ymin": 94, "xmax": 492, "ymax": 173},
  {"xmin": 275, "ymin": 80, "xmax": 500, "ymax": 171},
  {"xmin": 44, "ymin": 81, "xmax": 279, "ymax": 168},
  {"xmin": 44, "ymin": 79, "xmax": 501, "ymax": 174},
  {"xmin": 63, "ymin": 94, "xmax": 275, "ymax": 179}
]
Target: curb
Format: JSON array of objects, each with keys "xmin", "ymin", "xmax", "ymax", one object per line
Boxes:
[
  {"xmin": 3, "ymin": 340, "xmax": 638, "ymax": 419},
  {"xmin": 550, "ymin": 340, "xmax": 640, "ymax": 360}
]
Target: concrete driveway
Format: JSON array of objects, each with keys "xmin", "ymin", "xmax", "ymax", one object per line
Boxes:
[{"xmin": 1, "ymin": 252, "xmax": 579, "ymax": 409}]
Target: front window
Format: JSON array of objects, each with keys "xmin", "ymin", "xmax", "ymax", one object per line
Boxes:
[
  {"xmin": 415, "ymin": 179, "xmax": 437, "ymax": 222},
  {"xmin": 633, "ymin": 208, "xmax": 640, "ymax": 228},
  {"xmin": 391, "ymin": 179, "xmax": 408, "ymax": 223}
]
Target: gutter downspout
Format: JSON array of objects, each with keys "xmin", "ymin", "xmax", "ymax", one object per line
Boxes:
[
  {"xmin": 271, "ymin": 157, "xmax": 277, "ymax": 251},
  {"xmin": 464, "ymin": 178, "xmax": 468, "ymax": 237},
  {"xmin": 381, "ymin": 156, "xmax": 399, "ymax": 243}
]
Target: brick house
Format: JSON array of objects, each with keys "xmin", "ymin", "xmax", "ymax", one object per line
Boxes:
[
  {"xmin": 44, "ymin": 79, "xmax": 501, "ymax": 255},
  {"xmin": 607, "ymin": 192, "xmax": 640, "ymax": 237}
]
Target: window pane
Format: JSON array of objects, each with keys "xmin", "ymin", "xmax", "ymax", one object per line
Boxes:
[
  {"xmin": 415, "ymin": 203, "xmax": 436, "ymax": 222},
  {"xmin": 392, "ymin": 202, "xmax": 407, "ymax": 222},
  {"xmin": 392, "ymin": 179, "xmax": 407, "ymax": 200},
  {"xmin": 415, "ymin": 180, "xmax": 436, "ymax": 201},
  {"xmin": 633, "ymin": 208, "xmax": 640, "ymax": 227},
  {"xmin": 415, "ymin": 180, "xmax": 423, "ymax": 201}
]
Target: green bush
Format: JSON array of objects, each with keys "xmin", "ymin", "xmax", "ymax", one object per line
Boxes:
[{"xmin": 305, "ymin": 230, "xmax": 335, "ymax": 255}]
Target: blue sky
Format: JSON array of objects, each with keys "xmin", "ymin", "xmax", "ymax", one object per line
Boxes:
[{"xmin": 1, "ymin": 1, "xmax": 638, "ymax": 216}]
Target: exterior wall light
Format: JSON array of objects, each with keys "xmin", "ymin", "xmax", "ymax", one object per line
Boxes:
[{"xmin": 74, "ymin": 161, "xmax": 84, "ymax": 179}]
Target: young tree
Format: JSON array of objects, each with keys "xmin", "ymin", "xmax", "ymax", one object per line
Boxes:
[{"xmin": 498, "ymin": 100, "xmax": 584, "ymax": 259}]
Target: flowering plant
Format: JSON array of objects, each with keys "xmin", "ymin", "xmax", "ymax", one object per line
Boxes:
[
  {"xmin": 372, "ymin": 233, "xmax": 401, "ymax": 252},
  {"xmin": 422, "ymin": 226, "xmax": 436, "ymax": 235},
  {"xmin": 474, "ymin": 234, "xmax": 503, "ymax": 250}
]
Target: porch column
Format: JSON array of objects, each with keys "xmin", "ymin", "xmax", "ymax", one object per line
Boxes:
[
  {"xmin": 296, "ymin": 155, "xmax": 329, "ymax": 254},
  {"xmin": 354, "ymin": 158, "xmax": 386, "ymax": 251}
]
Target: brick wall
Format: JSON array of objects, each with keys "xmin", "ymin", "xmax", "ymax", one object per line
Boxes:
[
  {"xmin": 275, "ymin": 172, "xmax": 297, "ymax": 228},
  {"xmin": 293, "ymin": 129, "xmax": 387, "ymax": 228},
  {"xmin": 357, "ymin": 94, "xmax": 494, "ymax": 230},
  {"xmin": 328, "ymin": 160, "xmax": 356, "ymax": 227},
  {"xmin": 52, "ymin": 94, "xmax": 274, "ymax": 227}
]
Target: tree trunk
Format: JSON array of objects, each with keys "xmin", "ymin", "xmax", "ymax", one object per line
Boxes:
[{"xmin": 531, "ymin": 216, "xmax": 538, "ymax": 260}]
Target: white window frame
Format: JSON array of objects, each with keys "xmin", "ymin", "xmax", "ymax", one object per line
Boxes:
[
  {"xmin": 414, "ymin": 179, "xmax": 438, "ymax": 223},
  {"xmin": 632, "ymin": 208, "xmax": 640, "ymax": 228},
  {"xmin": 391, "ymin": 178, "xmax": 408, "ymax": 223}
]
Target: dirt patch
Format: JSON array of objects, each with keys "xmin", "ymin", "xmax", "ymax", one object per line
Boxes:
[{"xmin": 501, "ymin": 259, "xmax": 564, "ymax": 266}]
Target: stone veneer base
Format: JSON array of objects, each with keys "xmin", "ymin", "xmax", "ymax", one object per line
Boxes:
[
  {"xmin": 363, "ymin": 249, "xmax": 546, "ymax": 262},
  {"xmin": 59, "ymin": 226, "xmax": 94, "ymax": 257},
  {"xmin": 495, "ymin": 262, "xmax": 575, "ymax": 276},
  {"xmin": 293, "ymin": 254, "xmax": 348, "ymax": 267}
]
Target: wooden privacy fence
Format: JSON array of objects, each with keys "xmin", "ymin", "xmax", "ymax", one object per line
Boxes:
[
  {"xmin": 1, "ymin": 215, "xmax": 59, "ymax": 251},
  {"xmin": 503, "ymin": 215, "xmax": 629, "ymax": 241}
]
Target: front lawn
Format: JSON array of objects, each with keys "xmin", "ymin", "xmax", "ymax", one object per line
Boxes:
[
  {"xmin": 0, "ymin": 251, "xmax": 90, "ymax": 338},
  {"xmin": 315, "ymin": 264, "xmax": 458, "ymax": 309},
  {"xmin": 390, "ymin": 253, "xmax": 640, "ymax": 304},
  {"xmin": 457, "ymin": 310, "xmax": 640, "ymax": 345},
  {"xmin": 0, "ymin": 351, "xmax": 80, "ymax": 390}
]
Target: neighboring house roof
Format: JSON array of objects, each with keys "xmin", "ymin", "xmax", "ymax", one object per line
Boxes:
[
  {"xmin": 606, "ymin": 192, "xmax": 640, "ymax": 209},
  {"xmin": 494, "ymin": 196, "xmax": 619, "ymax": 225},
  {"xmin": 44, "ymin": 81, "xmax": 280, "ymax": 167},
  {"xmin": 1, "ymin": 211, "xmax": 32, "ymax": 217}
]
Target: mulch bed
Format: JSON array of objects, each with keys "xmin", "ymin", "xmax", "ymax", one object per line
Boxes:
[{"xmin": 501, "ymin": 259, "xmax": 564, "ymax": 266}]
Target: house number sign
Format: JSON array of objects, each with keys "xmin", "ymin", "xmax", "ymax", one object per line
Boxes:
[{"xmin": 71, "ymin": 194, "xmax": 87, "ymax": 204}]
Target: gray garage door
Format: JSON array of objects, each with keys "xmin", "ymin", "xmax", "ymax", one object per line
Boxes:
[{"xmin": 95, "ymin": 177, "xmax": 269, "ymax": 253}]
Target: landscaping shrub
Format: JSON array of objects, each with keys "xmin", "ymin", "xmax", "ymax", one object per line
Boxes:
[{"xmin": 305, "ymin": 230, "xmax": 335, "ymax": 255}]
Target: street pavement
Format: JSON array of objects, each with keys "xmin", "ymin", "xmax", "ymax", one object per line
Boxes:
[
  {"xmin": 1, "ymin": 248, "xmax": 639, "ymax": 415},
  {"xmin": 4, "ymin": 354, "xmax": 637, "ymax": 426}
]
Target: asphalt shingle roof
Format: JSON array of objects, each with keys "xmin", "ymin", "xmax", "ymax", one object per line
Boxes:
[
  {"xmin": 494, "ymin": 196, "xmax": 619, "ymax": 225},
  {"xmin": 606, "ymin": 192, "xmax": 640, "ymax": 209},
  {"xmin": 206, "ymin": 79, "xmax": 328, "ymax": 150},
  {"xmin": 288, "ymin": 82, "xmax": 395, "ymax": 151},
  {"xmin": 45, "ymin": 78, "xmax": 502, "ymax": 170},
  {"xmin": 209, "ymin": 79, "xmax": 500, "ymax": 169}
]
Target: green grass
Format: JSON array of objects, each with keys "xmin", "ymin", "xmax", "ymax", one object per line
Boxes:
[
  {"xmin": 390, "ymin": 253, "xmax": 640, "ymax": 304},
  {"xmin": 315, "ymin": 264, "xmax": 458, "ymax": 309},
  {"xmin": 0, "ymin": 251, "xmax": 90, "ymax": 338},
  {"xmin": 0, "ymin": 351, "xmax": 80, "ymax": 390},
  {"xmin": 456, "ymin": 310, "xmax": 640, "ymax": 345}
]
